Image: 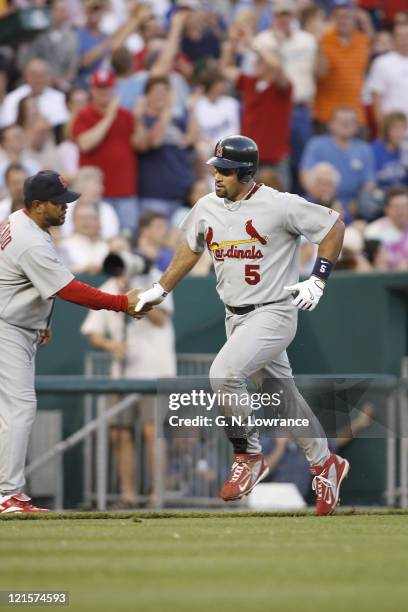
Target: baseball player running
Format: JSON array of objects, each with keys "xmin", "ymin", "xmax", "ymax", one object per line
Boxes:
[
  {"xmin": 0, "ymin": 171, "xmax": 147, "ymax": 514},
  {"xmin": 136, "ymin": 135, "xmax": 350, "ymax": 516}
]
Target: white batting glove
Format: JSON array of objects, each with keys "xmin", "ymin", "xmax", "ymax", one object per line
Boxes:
[
  {"xmin": 135, "ymin": 283, "xmax": 168, "ymax": 313},
  {"xmin": 284, "ymin": 276, "xmax": 325, "ymax": 311}
]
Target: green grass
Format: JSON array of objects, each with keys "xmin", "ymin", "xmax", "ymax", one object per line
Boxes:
[{"xmin": 0, "ymin": 512, "xmax": 407, "ymax": 612}]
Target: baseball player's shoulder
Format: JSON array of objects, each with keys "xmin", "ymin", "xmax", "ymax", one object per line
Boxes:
[
  {"xmin": 273, "ymin": 189, "xmax": 311, "ymax": 207},
  {"xmin": 262, "ymin": 188, "xmax": 338, "ymax": 224},
  {"xmin": 196, "ymin": 191, "xmax": 220, "ymax": 209},
  {"xmin": 258, "ymin": 184, "xmax": 285, "ymax": 199},
  {"xmin": 6, "ymin": 210, "xmax": 56, "ymax": 258},
  {"xmin": 185, "ymin": 191, "xmax": 222, "ymax": 218},
  {"xmin": 259, "ymin": 185, "xmax": 301, "ymax": 210},
  {"xmin": 9, "ymin": 209, "xmax": 39, "ymax": 231},
  {"xmin": 278, "ymin": 191, "xmax": 338, "ymax": 217},
  {"xmin": 7, "ymin": 208, "xmax": 41, "ymax": 238}
]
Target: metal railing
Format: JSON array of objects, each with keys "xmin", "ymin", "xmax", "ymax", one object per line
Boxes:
[
  {"xmin": 398, "ymin": 358, "xmax": 408, "ymax": 508},
  {"xmin": 29, "ymin": 354, "xmax": 217, "ymax": 510},
  {"xmin": 28, "ymin": 360, "xmax": 408, "ymax": 510},
  {"xmin": 80, "ymin": 352, "xmax": 219, "ymax": 510}
]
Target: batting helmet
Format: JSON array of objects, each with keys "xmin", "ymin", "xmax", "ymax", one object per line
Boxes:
[{"xmin": 206, "ymin": 135, "xmax": 259, "ymax": 183}]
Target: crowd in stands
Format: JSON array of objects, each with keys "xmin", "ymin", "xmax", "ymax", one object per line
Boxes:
[{"xmin": 0, "ymin": 0, "xmax": 407, "ymax": 276}]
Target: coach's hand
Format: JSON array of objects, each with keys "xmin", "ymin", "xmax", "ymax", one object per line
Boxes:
[
  {"xmin": 135, "ymin": 283, "xmax": 168, "ymax": 313},
  {"xmin": 126, "ymin": 288, "xmax": 152, "ymax": 319},
  {"xmin": 38, "ymin": 327, "xmax": 52, "ymax": 346},
  {"xmin": 284, "ymin": 276, "xmax": 325, "ymax": 311}
]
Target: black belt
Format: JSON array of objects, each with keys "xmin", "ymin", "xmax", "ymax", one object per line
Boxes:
[{"xmin": 226, "ymin": 301, "xmax": 278, "ymax": 315}]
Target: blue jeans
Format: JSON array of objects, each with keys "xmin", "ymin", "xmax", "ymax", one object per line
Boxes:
[{"xmin": 104, "ymin": 196, "xmax": 139, "ymax": 234}]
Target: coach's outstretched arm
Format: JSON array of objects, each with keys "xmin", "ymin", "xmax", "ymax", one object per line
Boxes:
[
  {"xmin": 135, "ymin": 241, "xmax": 201, "ymax": 312},
  {"xmin": 284, "ymin": 218, "xmax": 345, "ymax": 311},
  {"xmin": 57, "ymin": 279, "xmax": 148, "ymax": 319}
]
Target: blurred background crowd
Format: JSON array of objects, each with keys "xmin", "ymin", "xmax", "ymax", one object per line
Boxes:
[{"xmin": 0, "ymin": 0, "xmax": 408, "ymax": 277}]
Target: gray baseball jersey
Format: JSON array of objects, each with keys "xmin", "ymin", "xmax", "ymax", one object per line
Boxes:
[
  {"xmin": 0, "ymin": 209, "xmax": 73, "ymax": 330},
  {"xmin": 180, "ymin": 184, "xmax": 339, "ymax": 306}
]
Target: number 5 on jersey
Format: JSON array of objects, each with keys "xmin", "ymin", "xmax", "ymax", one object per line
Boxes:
[{"xmin": 245, "ymin": 264, "xmax": 260, "ymax": 285}]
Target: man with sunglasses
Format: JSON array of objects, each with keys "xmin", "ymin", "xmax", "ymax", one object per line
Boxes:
[
  {"xmin": 0, "ymin": 171, "xmax": 146, "ymax": 513},
  {"xmin": 136, "ymin": 135, "xmax": 349, "ymax": 516}
]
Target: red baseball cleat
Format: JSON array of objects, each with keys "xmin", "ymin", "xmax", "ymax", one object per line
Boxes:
[
  {"xmin": 220, "ymin": 453, "xmax": 269, "ymax": 501},
  {"xmin": 311, "ymin": 453, "xmax": 350, "ymax": 516},
  {"xmin": 0, "ymin": 493, "xmax": 49, "ymax": 514}
]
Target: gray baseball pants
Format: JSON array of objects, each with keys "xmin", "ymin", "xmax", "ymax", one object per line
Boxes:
[
  {"xmin": 0, "ymin": 319, "xmax": 38, "ymax": 496},
  {"xmin": 209, "ymin": 302, "xmax": 330, "ymax": 466}
]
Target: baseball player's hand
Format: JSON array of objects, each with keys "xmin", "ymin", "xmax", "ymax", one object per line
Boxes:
[
  {"xmin": 38, "ymin": 327, "xmax": 52, "ymax": 346},
  {"xmin": 135, "ymin": 283, "xmax": 168, "ymax": 313},
  {"xmin": 126, "ymin": 288, "xmax": 152, "ymax": 319},
  {"xmin": 284, "ymin": 276, "xmax": 325, "ymax": 311}
]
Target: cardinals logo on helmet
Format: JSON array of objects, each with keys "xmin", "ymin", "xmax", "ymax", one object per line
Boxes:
[{"xmin": 215, "ymin": 142, "xmax": 223, "ymax": 158}]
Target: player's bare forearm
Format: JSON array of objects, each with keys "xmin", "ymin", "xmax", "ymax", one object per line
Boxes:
[
  {"xmin": 317, "ymin": 219, "xmax": 345, "ymax": 263},
  {"xmin": 159, "ymin": 240, "xmax": 202, "ymax": 291}
]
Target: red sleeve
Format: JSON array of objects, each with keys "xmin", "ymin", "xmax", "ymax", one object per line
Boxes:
[
  {"xmin": 123, "ymin": 108, "xmax": 134, "ymax": 132},
  {"xmin": 72, "ymin": 109, "xmax": 93, "ymax": 141},
  {"xmin": 236, "ymin": 74, "xmax": 252, "ymax": 94},
  {"xmin": 276, "ymin": 80, "xmax": 293, "ymax": 97},
  {"xmin": 57, "ymin": 279, "xmax": 128, "ymax": 312},
  {"xmin": 133, "ymin": 48, "xmax": 146, "ymax": 71}
]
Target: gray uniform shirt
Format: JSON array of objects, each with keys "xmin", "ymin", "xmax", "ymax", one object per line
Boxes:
[
  {"xmin": 180, "ymin": 185, "xmax": 339, "ymax": 306},
  {"xmin": 0, "ymin": 210, "xmax": 74, "ymax": 330}
]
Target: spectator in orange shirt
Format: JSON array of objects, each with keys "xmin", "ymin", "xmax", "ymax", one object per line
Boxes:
[{"xmin": 314, "ymin": 0, "xmax": 371, "ymax": 129}]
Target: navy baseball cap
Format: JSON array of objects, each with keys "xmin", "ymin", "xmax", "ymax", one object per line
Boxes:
[
  {"xmin": 330, "ymin": 0, "xmax": 354, "ymax": 11},
  {"xmin": 24, "ymin": 171, "xmax": 80, "ymax": 204}
]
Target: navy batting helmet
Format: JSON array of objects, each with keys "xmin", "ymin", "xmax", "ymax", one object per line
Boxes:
[{"xmin": 206, "ymin": 135, "xmax": 259, "ymax": 183}]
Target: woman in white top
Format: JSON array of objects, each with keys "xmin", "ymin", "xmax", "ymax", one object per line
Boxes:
[{"xmin": 192, "ymin": 70, "xmax": 240, "ymax": 161}]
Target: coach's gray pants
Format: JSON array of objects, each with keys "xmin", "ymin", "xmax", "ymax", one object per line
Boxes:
[
  {"xmin": 0, "ymin": 320, "xmax": 38, "ymax": 496},
  {"xmin": 209, "ymin": 303, "xmax": 330, "ymax": 465}
]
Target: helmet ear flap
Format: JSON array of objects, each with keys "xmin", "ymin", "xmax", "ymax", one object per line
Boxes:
[{"xmin": 237, "ymin": 168, "xmax": 254, "ymax": 183}]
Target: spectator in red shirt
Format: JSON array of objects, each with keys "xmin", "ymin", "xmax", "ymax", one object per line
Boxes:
[
  {"xmin": 72, "ymin": 68, "xmax": 139, "ymax": 234},
  {"xmin": 221, "ymin": 41, "xmax": 292, "ymax": 190},
  {"xmin": 384, "ymin": 1, "xmax": 408, "ymax": 27}
]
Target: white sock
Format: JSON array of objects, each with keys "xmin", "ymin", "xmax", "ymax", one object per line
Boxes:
[{"xmin": 0, "ymin": 493, "xmax": 15, "ymax": 504}]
